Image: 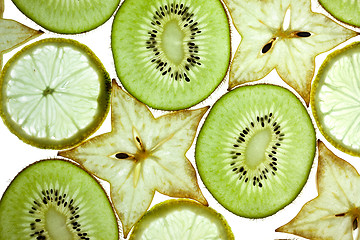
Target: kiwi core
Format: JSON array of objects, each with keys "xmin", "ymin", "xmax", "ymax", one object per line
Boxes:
[
  {"xmin": 161, "ymin": 20, "xmax": 184, "ymax": 65},
  {"xmin": 45, "ymin": 207, "xmax": 73, "ymax": 240},
  {"xmin": 245, "ymin": 129, "xmax": 272, "ymax": 169}
]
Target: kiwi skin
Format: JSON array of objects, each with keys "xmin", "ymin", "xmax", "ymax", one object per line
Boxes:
[
  {"xmin": 0, "ymin": 38, "xmax": 112, "ymax": 150},
  {"xmin": 195, "ymin": 84, "xmax": 316, "ymax": 218},
  {"xmin": 111, "ymin": 0, "xmax": 232, "ymax": 110},
  {"xmin": 0, "ymin": 158, "xmax": 119, "ymax": 240}
]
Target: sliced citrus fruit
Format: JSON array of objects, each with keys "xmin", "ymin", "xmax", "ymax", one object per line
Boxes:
[
  {"xmin": 11, "ymin": 0, "xmax": 120, "ymax": 34},
  {"xmin": 129, "ymin": 199, "xmax": 234, "ymax": 240},
  {"xmin": 311, "ymin": 42, "xmax": 360, "ymax": 157},
  {"xmin": 319, "ymin": 0, "xmax": 360, "ymax": 27},
  {"xmin": 0, "ymin": 38, "xmax": 111, "ymax": 149}
]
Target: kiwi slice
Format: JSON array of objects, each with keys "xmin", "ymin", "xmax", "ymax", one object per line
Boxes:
[
  {"xmin": 319, "ymin": 0, "xmax": 360, "ymax": 27},
  {"xmin": 11, "ymin": 0, "xmax": 120, "ymax": 33},
  {"xmin": 0, "ymin": 159, "xmax": 118, "ymax": 239},
  {"xmin": 129, "ymin": 199, "xmax": 234, "ymax": 239},
  {"xmin": 0, "ymin": 38, "xmax": 111, "ymax": 149},
  {"xmin": 195, "ymin": 84, "xmax": 316, "ymax": 218},
  {"xmin": 111, "ymin": 0, "xmax": 230, "ymax": 110},
  {"xmin": 311, "ymin": 42, "xmax": 360, "ymax": 157}
]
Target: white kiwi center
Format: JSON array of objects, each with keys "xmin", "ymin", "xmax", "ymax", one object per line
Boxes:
[
  {"xmin": 245, "ymin": 129, "xmax": 272, "ymax": 169},
  {"xmin": 45, "ymin": 207, "xmax": 73, "ymax": 240},
  {"xmin": 161, "ymin": 20, "xmax": 184, "ymax": 65}
]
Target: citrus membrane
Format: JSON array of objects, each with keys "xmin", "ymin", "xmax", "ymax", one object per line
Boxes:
[
  {"xmin": 129, "ymin": 199, "xmax": 234, "ymax": 240},
  {"xmin": 11, "ymin": 0, "xmax": 120, "ymax": 34},
  {"xmin": 312, "ymin": 42, "xmax": 360, "ymax": 157},
  {"xmin": 319, "ymin": 0, "xmax": 360, "ymax": 27},
  {"xmin": 0, "ymin": 38, "xmax": 111, "ymax": 149}
]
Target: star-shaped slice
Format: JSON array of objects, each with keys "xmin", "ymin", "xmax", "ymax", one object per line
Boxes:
[
  {"xmin": 276, "ymin": 142, "xmax": 360, "ymax": 240},
  {"xmin": 59, "ymin": 82, "xmax": 208, "ymax": 237},
  {"xmin": 0, "ymin": 0, "xmax": 43, "ymax": 67},
  {"xmin": 224, "ymin": 0, "xmax": 357, "ymax": 104}
]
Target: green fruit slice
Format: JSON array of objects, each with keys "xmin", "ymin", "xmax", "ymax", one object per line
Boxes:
[
  {"xmin": 311, "ymin": 42, "xmax": 360, "ymax": 157},
  {"xmin": 112, "ymin": 0, "xmax": 230, "ymax": 110},
  {"xmin": 11, "ymin": 0, "xmax": 120, "ymax": 33},
  {"xmin": 129, "ymin": 199, "xmax": 234, "ymax": 240},
  {"xmin": 0, "ymin": 159, "xmax": 119, "ymax": 239},
  {"xmin": 319, "ymin": 0, "xmax": 360, "ymax": 27},
  {"xmin": 195, "ymin": 84, "xmax": 316, "ymax": 218},
  {"xmin": 0, "ymin": 38, "xmax": 111, "ymax": 149}
]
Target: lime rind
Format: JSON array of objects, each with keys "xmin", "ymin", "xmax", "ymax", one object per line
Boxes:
[
  {"xmin": 0, "ymin": 38, "xmax": 111, "ymax": 149},
  {"xmin": 129, "ymin": 199, "xmax": 234, "ymax": 240},
  {"xmin": 311, "ymin": 42, "xmax": 360, "ymax": 157}
]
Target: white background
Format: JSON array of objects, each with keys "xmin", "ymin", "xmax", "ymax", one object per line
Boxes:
[{"xmin": 1, "ymin": 0, "xmax": 360, "ymax": 239}]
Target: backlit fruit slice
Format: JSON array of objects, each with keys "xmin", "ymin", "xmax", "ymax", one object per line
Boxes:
[
  {"xmin": 195, "ymin": 84, "xmax": 316, "ymax": 218},
  {"xmin": 129, "ymin": 199, "xmax": 234, "ymax": 240},
  {"xmin": 319, "ymin": 0, "xmax": 360, "ymax": 27},
  {"xmin": 0, "ymin": 159, "xmax": 119, "ymax": 239},
  {"xmin": 0, "ymin": 38, "xmax": 111, "ymax": 149},
  {"xmin": 311, "ymin": 42, "xmax": 360, "ymax": 157},
  {"xmin": 112, "ymin": 0, "xmax": 230, "ymax": 110},
  {"xmin": 11, "ymin": 0, "xmax": 120, "ymax": 34}
]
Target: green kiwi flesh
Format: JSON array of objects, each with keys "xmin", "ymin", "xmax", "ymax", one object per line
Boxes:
[
  {"xmin": 195, "ymin": 84, "xmax": 316, "ymax": 218},
  {"xmin": 0, "ymin": 159, "xmax": 118, "ymax": 239},
  {"xmin": 11, "ymin": 0, "xmax": 120, "ymax": 33},
  {"xmin": 111, "ymin": 0, "xmax": 231, "ymax": 110}
]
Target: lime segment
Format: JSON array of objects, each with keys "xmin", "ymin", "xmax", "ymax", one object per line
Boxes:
[
  {"xmin": 0, "ymin": 38, "xmax": 111, "ymax": 149},
  {"xmin": 319, "ymin": 0, "xmax": 360, "ymax": 27},
  {"xmin": 129, "ymin": 200, "xmax": 234, "ymax": 240},
  {"xmin": 312, "ymin": 42, "xmax": 360, "ymax": 156}
]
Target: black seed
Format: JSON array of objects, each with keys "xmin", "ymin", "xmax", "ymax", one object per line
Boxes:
[
  {"xmin": 35, "ymin": 219, "xmax": 41, "ymax": 222},
  {"xmin": 275, "ymin": 143, "xmax": 281, "ymax": 146},
  {"xmin": 162, "ymin": 71, "xmax": 167, "ymax": 76},
  {"xmin": 239, "ymin": 137, "xmax": 245, "ymax": 142},
  {"xmin": 272, "ymin": 171, "xmax": 276, "ymax": 175},
  {"xmin": 264, "ymin": 115, "xmax": 268, "ymax": 120},
  {"xmin": 273, "ymin": 167, "xmax": 277, "ymax": 171},
  {"xmin": 243, "ymin": 129, "xmax": 248, "ymax": 134},
  {"xmin": 271, "ymin": 151, "xmax": 276, "ymax": 154},
  {"xmin": 273, "ymin": 122, "xmax": 277, "ymax": 127},
  {"xmin": 257, "ymin": 116, "xmax": 259, "ymax": 122},
  {"xmin": 230, "ymin": 162, "xmax": 235, "ymax": 166},
  {"xmin": 240, "ymin": 133, "xmax": 245, "ymax": 138},
  {"xmin": 274, "ymin": 125, "xmax": 280, "ymax": 131},
  {"xmin": 251, "ymin": 122, "xmax": 254, "ymax": 127},
  {"xmin": 232, "ymin": 156, "xmax": 237, "ymax": 159},
  {"xmin": 269, "ymin": 113, "xmax": 273, "ymax": 117},
  {"xmin": 29, "ymin": 211, "xmax": 34, "ymax": 214},
  {"xmin": 261, "ymin": 122, "xmax": 264, "ymax": 127},
  {"xmin": 275, "ymin": 131, "xmax": 280, "ymax": 135},
  {"xmin": 43, "ymin": 199, "xmax": 47, "ymax": 204},
  {"xmin": 268, "ymin": 154, "xmax": 272, "ymax": 158},
  {"xmin": 233, "ymin": 168, "xmax": 238, "ymax": 172},
  {"xmin": 236, "ymin": 153, "xmax": 241, "ymax": 156},
  {"xmin": 296, "ymin": 31, "xmax": 311, "ymax": 37},
  {"xmin": 245, "ymin": 178, "xmax": 248, "ymax": 183},
  {"xmin": 243, "ymin": 171, "xmax": 247, "ymax": 175},
  {"xmin": 272, "ymin": 146, "xmax": 277, "ymax": 150},
  {"xmin": 280, "ymin": 133, "xmax": 285, "ymax": 137},
  {"xmin": 265, "ymin": 168, "xmax": 269, "ymax": 173},
  {"xmin": 239, "ymin": 167, "xmax": 244, "ymax": 172},
  {"xmin": 335, "ymin": 213, "xmax": 346, "ymax": 217},
  {"xmin": 259, "ymin": 183, "xmax": 263, "ymax": 188},
  {"xmin": 272, "ymin": 157, "xmax": 277, "ymax": 161},
  {"xmin": 253, "ymin": 181, "xmax": 256, "ymax": 186},
  {"xmin": 234, "ymin": 144, "xmax": 239, "ymax": 147},
  {"xmin": 272, "ymin": 162, "xmax": 277, "ymax": 165},
  {"xmin": 262, "ymin": 41, "xmax": 273, "ymax": 54}
]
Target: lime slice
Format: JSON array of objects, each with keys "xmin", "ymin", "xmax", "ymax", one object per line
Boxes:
[
  {"xmin": 0, "ymin": 38, "xmax": 111, "ymax": 149},
  {"xmin": 311, "ymin": 42, "xmax": 360, "ymax": 156},
  {"xmin": 11, "ymin": 0, "xmax": 120, "ymax": 34},
  {"xmin": 129, "ymin": 199, "xmax": 234, "ymax": 240},
  {"xmin": 319, "ymin": 0, "xmax": 360, "ymax": 27}
]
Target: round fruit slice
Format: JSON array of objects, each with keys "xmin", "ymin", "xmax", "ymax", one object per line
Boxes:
[
  {"xmin": 129, "ymin": 199, "xmax": 234, "ymax": 240},
  {"xmin": 0, "ymin": 159, "xmax": 119, "ymax": 239},
  {"xmin": 0, "ymin": 38, "xmax": 111, "ymax": 149},
  {"xmin": 112, "ymin": 0, "xmax": 230, "ymax": 110},
  {"xmin": 311, "ymin": 42, "xmax": 360, "ymax": 157},
  {"xmin": 195, "ymin": 84, "xmax": 316, "ymax": 218},
  {"xmin": 319, "ymin": 0, "xmax": 360, "ymax": 27},
  {"xmin": 11, "ymin": 0, "xmax": 120, "ymax": 34}
]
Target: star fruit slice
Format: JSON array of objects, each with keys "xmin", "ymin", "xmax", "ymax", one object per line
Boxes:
[
  {"xmin": 59, "ymin": 82, "xmax": 208, "ymax": 237},
  {"xmin": 0, "ymin": 0, "xmax": 42, "ymax": 68},
  {"xmin": 224, "ymin": 0, "xmax": 357, "ymax": 104},
  {"xmin": 277, "ymin": 142, "xmax": 360, "ymax": 240}
]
